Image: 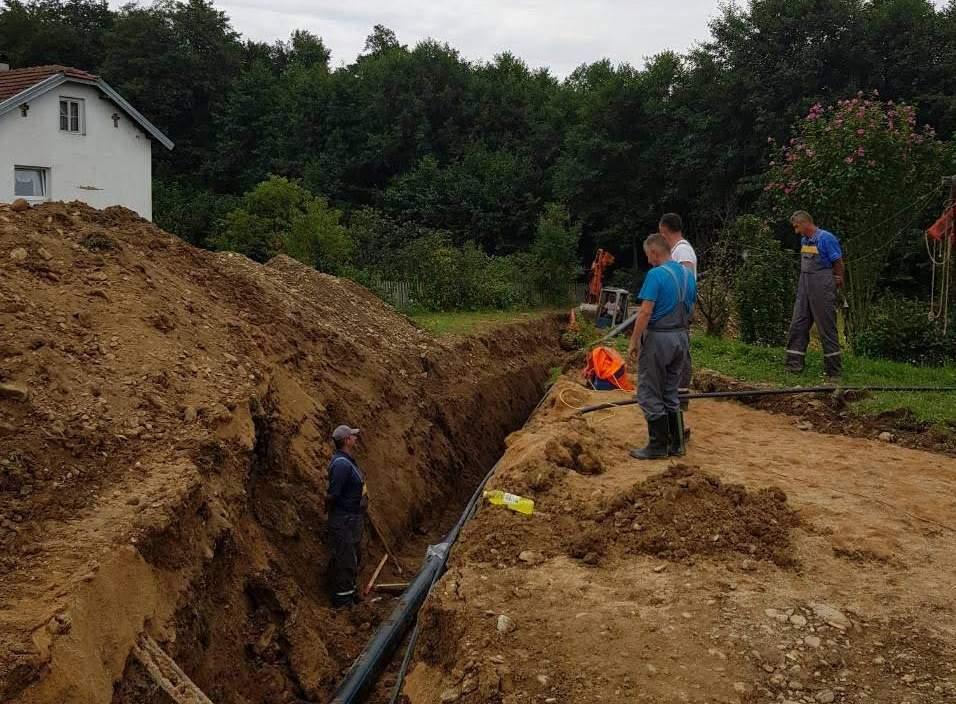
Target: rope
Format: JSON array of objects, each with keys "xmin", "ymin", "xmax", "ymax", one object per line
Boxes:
[
  {"xmin": 558, "ymin": 387, "xmax": 590, "ymax": 411},
  {"xmin": 926, "ymin": 189, "xmax": 953, "ymax": 333},
  {"xmin": 846, "ymin": 184, "xmax": 944, "ymax": 265}
]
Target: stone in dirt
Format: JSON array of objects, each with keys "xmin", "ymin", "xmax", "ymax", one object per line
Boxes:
[
  {"xmin": 804, "ymin": 635, "xmax": 821, "ymax": 648},
  {"xmin": 0, "ymin": 383, "xmax": 29, "ymax": 401},
  {"xmin": 878, "ymin": 431, "xmax": 894, "ymax": 442},
  {"xmin": 440, "ymin": 687, "xmax": 461, "ymax": 702},
  {"xmin": 816, "ymin": 690, "xmax": 835, "ymax": 703},
  {"xmin": 10, "ymin": 247, "xmax": 28, "ymax": 263},
  {"xmin": 518, "ymin": 550, "xmax": 545, "ymax": 565},
  {"xmin": 810, "ymin": 603, "xmax": 849, "ymax": 629},
  {"xmin": 11, "ymin": 199, "xmax": 30, "ymax": 212},
  {"xmin": 497, "ymin": 614, "xmax": 516, "ymax": 634},
  {"xmin": 790, "ymin": 614, "xmax": 807, "ymax": 627}
]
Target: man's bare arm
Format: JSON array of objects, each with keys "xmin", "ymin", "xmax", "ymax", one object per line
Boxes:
[
  {"xmin": 627, "ymin": 301, "xmax": 655, "ymax": 358},
  {"xmin": 832, "ymin": 258, "xmax": 845, "ymax": 288}
]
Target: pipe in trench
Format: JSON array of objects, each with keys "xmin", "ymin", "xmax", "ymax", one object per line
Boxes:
[{"xmin": 329, "ymin": 384, "xmax": 558, "ymax": 703}]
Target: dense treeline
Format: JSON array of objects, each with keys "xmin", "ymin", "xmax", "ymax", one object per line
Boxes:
[
  {"xmin": 2, "ymin": 0, "xmax": 956, "ymax": 317},
  {"xmin": 3, "ymin": 1, "xmax": 954, "ymax": 245}
]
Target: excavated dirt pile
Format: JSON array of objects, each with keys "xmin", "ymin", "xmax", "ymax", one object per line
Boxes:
[
  {"xmin": 0, "ymin": 201, "xmax": 564, "ymax": 703},
  {"xmin": 570, "ymin": 464, "xmax": 800, "ymax": 568},
  {"xmin": 401, "ymin": 380, "xmax": 956, "ymax": 704}
]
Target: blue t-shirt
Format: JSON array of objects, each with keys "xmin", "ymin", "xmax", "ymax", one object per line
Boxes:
[
  {"xmin": 802, "ymin": 228, "xmax": 842, "ymax": 267},
  {"xmin": 638, "ymin": 260, "xmax": 697, "ymax": 324}
]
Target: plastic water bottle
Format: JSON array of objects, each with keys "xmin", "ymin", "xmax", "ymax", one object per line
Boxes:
[{"xmin": 483, "ymin": 490, "xmax": 535, "ymax": 516}]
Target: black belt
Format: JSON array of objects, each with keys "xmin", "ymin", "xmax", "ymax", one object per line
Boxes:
[{"xmin": 647, "ymin": 325, "xmax": 687, "ymax": 332}]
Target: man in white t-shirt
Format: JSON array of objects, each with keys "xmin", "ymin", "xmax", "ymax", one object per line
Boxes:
[{"xmin": 658, "ymin": 213, "xmax": 697, "ymax": 439}]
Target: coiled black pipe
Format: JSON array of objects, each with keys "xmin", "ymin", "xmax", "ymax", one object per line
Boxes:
[
  {"xmin": 330, "ymin": 383, "xmax": 558, "ymax": 703},
  {"xmin": 577, "ymin": 385, "xmax": 956, "ymax": 415}
]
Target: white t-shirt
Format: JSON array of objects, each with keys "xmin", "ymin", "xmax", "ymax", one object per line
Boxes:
[{"xmin": 671, "ymin": 239, "xmax": 698, "ymax": 278}]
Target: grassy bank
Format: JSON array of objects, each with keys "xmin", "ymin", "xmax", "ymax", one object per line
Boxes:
[
  {"xmin": 691, "ymin": 334, "xmax": 956, "ymax": 425},
  {"xmin": 409, "ymin": 309, "xmax": 562, "ymax": 337}
]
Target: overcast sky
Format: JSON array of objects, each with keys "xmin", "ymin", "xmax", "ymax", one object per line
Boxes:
[
  {"xmin": 194, "ymin": 0, "xmax": 728, "ymax": 77},
  {"xmin": 114, "ymin": 0, "xmax": 952, "ymax": 78}
]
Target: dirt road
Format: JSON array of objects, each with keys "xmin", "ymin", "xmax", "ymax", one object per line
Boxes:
[{"xmin": 403, "ymin": 380, "xmax": 956, "ymax": 704}]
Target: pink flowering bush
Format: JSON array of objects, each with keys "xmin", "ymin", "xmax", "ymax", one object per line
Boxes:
[{"xmin": 764, "ymin": 93, "xmax": 952, "ymax": 334}]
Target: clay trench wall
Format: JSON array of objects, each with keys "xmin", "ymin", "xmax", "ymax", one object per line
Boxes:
[{"xmin": 68, "ymin": 319, "xmax": 562, "ymax": 704}]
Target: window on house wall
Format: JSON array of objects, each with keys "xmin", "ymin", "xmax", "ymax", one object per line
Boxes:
[
  {"xmin": 14, "ymin": 167, "xmax": 49, "ymax": 199},
  {"xmin": 58, "ymin": 97, "xmax": 84, "ymax": 133}
]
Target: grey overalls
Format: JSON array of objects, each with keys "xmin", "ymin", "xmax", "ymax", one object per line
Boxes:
[
  {"xmin": 785, "ymin": 237, "xmax": 842, "ymax": 376},
  {"xmin": 637, "ymin": 265, "xmax": 690, "ymax": 420}
]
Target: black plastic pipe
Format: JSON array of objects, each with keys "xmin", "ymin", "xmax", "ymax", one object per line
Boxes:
[
  {"xmin": 577, "ymin": 385, "xmax": 956, "ymax": 415},
  {"xmin": 586, "ymin": 313, "xmax": 636, "ymax": 348}
]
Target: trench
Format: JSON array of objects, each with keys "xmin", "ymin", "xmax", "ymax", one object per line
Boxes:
[{"xmin": 102, "ymin": 317, "xmax": 565, "ymax": 704}]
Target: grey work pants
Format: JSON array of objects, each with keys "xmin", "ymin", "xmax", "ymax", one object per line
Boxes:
[
  {"xmin": 637, "ymin": 330, "xmax": 689, "ymax": 421},
  {"xmin": 785, "ymin": 272, "xmax": 842, "ymax": 376},
  {"xmin": 327, "ymin": 511, "xmax": 363, "ymax": 605}
]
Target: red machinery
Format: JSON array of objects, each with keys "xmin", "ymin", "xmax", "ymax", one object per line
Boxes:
[{"xmin": 587, "ymin": 249, "xmax": 615, "ymax": 303}]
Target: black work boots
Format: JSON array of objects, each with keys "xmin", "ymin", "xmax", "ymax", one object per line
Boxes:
[
  {"xmin": 630, "ymin": 412, "xmax": 687, "ymax": 460},
  {"xmin": 666, "ymin": 412, "xmax": 686, "ymax": 457}
]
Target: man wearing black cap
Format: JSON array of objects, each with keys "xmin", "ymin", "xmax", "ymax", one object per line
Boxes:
[{"xmin": 327, "ymin": 424, "xmax": 367, "ymax": 607}]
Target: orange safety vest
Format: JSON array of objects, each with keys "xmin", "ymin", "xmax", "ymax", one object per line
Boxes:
[{"xmin": 583, "ymin": 346, "xmax": 634, "ymax": 392}]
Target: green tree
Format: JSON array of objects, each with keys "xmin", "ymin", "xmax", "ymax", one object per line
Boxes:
[
  {"xmin": 214, "ymin": 176, "xmax": 351, "ymax": 271},
  {"xmin": 522, "ymin": 204, "xmax": 581, "ymax": 304},
  {"xmin": 101, "ymin": 0, "xmax": 242, "ymax": 170},
  {"xmin": 731, "ymin": 216, "xmax": 798, "ymax": 346},
  {"xmin": 0, "ymin": 0, "xmax": 112, "ymax": 69},
  {"xmin": 286, "ymin": 198, "xmax": 352, "ymax": 272}
]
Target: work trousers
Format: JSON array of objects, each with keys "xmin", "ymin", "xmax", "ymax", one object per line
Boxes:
[
  {"xmin": 327, "ymin": 511, "xmax": 363, "ymax": 606},
  {"xmin": 785, "ymin": 271, "xmax": 842, "ymax": 377},
  {"xmin": 637, "ymin": 329, "xmax": 689, "ymax": 421}
]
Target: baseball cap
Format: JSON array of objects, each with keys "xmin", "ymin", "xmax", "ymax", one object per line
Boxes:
[{"xmin": 332, "ymin": 425, "xmax": 360, "ymax": 442}]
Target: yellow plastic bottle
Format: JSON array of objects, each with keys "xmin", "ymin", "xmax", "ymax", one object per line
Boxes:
[{"xmin": 483, "ymin": 490, "xmax": 535, "ymax": 516}]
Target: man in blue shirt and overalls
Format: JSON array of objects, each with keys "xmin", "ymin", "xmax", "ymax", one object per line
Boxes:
[
  {"xmin": 327, "ymin": 424, "xmax": 368, "ymax": 607},
  {"xmin": 627, "ymin": 233, "xmax": 698, "ymax": 459},
  {"xmin": 784, "ymin": 210, "xmax": 846, "ymax": 378}
]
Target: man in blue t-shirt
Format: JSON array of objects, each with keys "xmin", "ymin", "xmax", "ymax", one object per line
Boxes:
[
  {"xmin": 627, "ymin": 233, "xmax": 698, "ymax": 459},
  {"xmin": 327, "ymin": 424, "xmax": 368, "ymax": 607},
  {"xmin": 785, "ymin": 210, "xmax": 846, "ymax": 378}
]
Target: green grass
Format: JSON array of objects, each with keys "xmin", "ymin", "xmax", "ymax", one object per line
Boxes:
[
  {"xmin": 691, "ymin": 334, "xmax": 956, "ymax": 425},
  {"xmin": 409, "ymin": 309, "xmax": 561, "ymax": 337}
]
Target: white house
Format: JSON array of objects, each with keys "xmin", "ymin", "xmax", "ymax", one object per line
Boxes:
[{"xmin": 0, "ymin": 64, "xmax": 173, "ymax": 220}]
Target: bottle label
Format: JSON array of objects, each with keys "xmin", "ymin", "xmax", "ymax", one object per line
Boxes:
[{"xmin": 502, "ymin": 493, "xmax": 520, "ymax": 505}]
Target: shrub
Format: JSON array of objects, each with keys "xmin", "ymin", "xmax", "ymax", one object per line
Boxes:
[
  {"xmin": 854, "ymin": 296, "xmax": 956, "ymax": 365},
  {"xmin": 153, "ymin": 177, "xmax": 238, "ymax": 248},
  {"xmin": 213, "ymin": 175, "xmax": 353, "ymax": 271},
  {"xmin": 286, "ymin": 198, "xmax": 353, "ymax": 273},
  {"xmin": 696, "ymin": 233, "xmax": 736, "ymax": 337},
  {"xmin": 524, "ymin": 203, "xmax": 582, "ymax": 305},
  {"xmin": 732, "ymin": 216, "xmax": 798, "ymax": 346}
]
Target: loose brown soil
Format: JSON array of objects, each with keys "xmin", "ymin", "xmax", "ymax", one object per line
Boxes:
[
  {"xmin": 402, "ymin": 379, "xmax": 956, "ymax": 704},
  {"xmin": 0, "ymin": 201, "xmax": 564, "ymax": 703},
  {"xmin": 694, "ymin": 369, "xmax": 956, "ymax": 456}
]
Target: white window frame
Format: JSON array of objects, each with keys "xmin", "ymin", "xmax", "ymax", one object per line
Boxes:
[
  {"xmin": 14, "ymin": 166, "xmax": 51, "ymax": 202},
  {"xmin": 58, "ymin": 96, "xmax": 85, "ymax": 134}
]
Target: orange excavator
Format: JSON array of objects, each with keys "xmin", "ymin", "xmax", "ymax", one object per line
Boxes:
[{"xmin": 587, "ymin": 248, "xmax": 615, "ymax": 303}]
